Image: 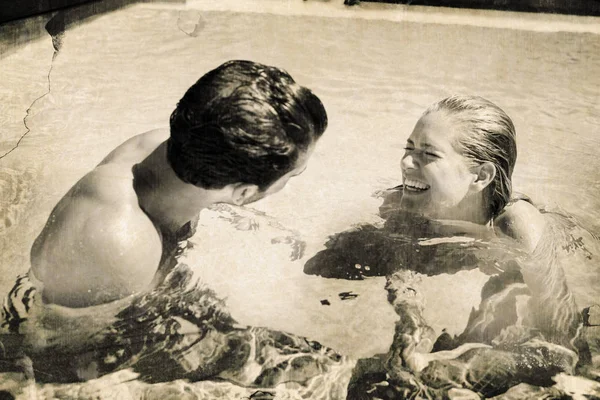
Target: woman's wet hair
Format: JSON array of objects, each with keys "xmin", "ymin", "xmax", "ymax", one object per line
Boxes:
[
  {"xmin": 424, "ymin": 95, "xmax": 517, "ymax": 219},
  {"xmin": 168, "ymin": 60, "xmax": 328, "ymax": 190}
]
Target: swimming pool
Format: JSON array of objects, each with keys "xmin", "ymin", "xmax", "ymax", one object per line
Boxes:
[{"xmin": 1, "ymin": 0, "xmax": 599, "ymax": 398}]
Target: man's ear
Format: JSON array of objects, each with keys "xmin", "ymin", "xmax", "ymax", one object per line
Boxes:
[
  {"xmin": 231, "ymin": 183, "xmax": 260, "ymax": 206},
  {"xmin": 471, "ymin": 162, "xmax": 496, "ymax": 193}
]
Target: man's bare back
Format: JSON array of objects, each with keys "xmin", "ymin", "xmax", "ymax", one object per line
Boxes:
[
  {"xmin": 30, "ymin": 129, "xmax": 169, "ymax": 307},
  {"xmin": 22, "ymin": 60, "xmax": 328, "ymax": 310}
]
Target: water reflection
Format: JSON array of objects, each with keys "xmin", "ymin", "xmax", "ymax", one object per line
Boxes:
[{"xmin": 305, "ymin": 186, "xmax": 599, "ymax": 398}]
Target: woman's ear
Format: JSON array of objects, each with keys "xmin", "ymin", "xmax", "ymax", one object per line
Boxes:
[
  {"xmin": 231, "ymin": 183, "xmax": 260, "ymax": 205},
  {"xmin": 471, "ymin": 162, "xmax": 496, "ymax": 193}
]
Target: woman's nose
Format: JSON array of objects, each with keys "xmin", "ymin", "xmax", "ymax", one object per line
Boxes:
[{"xmin": 401, "ymin": 154, "xmax": 418, "ymax": 170}]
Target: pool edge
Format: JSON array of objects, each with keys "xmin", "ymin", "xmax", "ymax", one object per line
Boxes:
[{"xmin": 139, "ymin": 0, "xmax": 600, "ymax": 34}]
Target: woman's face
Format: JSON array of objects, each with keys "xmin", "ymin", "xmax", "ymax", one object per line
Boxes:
[{"xmin": 400, "ymin": 111, "xmax": 476, "ymax": 219}]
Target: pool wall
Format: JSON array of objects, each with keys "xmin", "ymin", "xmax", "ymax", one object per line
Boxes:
[{"xmin": 363, "ymin": 0, "xmax": 600, "ymax": 17}]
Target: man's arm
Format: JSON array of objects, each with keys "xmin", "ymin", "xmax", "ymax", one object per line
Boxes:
[{"xmin": 31, "ymin": 166, "xmax": 162, "ymax": 308}]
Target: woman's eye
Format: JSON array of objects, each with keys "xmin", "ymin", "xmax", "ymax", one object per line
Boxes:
[
  {"xmin": 404, "ymin": 147, "xmax": 414, "ymax": 151},
  {"xmin": 425, "ymin": 152, "xmax": 439, "ymax": 158}
]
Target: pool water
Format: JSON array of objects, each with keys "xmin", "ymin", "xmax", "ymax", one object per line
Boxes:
[{"xmin": 1, "ymin": 1, "xmax": 599, "ymax": 398}]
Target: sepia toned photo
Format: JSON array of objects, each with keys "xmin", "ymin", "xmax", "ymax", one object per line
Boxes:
[{"xmin": 1, "ymin": 0, "xmax": 599, "ymax": 398}]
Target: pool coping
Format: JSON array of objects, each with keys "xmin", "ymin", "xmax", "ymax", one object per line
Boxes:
[{"xmin": 141, "ymin": 0, "xmax": 600, "ymax": 34}]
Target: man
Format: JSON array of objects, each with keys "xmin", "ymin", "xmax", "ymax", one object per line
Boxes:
[{"xmin": 5, "ymin": 60, "xmax": 327, "ymax": 315}]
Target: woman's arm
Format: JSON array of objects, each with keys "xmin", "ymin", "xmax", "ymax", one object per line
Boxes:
[
  {"xmin": 495, "ymin": 200, "xmax": 579, "ymax": 345},
  {"xmin": 494, "ymin": 200, "xmax": 546, "ymax": 253}
]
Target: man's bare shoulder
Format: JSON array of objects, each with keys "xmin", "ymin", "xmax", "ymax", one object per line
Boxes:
[
  {"xmin": 69, "ymin": 162, "xmax": 139, "ymax": 204},
  {"xmin": 99, "ymin": 128, "xmax": 169, "ymax": 166},
  {"xmin": 31, "ymin": 164, "xmax": 162, "ymax": 307}
]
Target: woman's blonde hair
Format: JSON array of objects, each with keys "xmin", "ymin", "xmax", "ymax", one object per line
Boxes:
[{"xmin": 424, "ymin": 95, "xmax": 517, "ymax": 219}]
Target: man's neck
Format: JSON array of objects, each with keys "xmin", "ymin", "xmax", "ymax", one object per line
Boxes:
[{"xmin": 133, "ymin": 142, "xmax": 218, "ymax": 235}]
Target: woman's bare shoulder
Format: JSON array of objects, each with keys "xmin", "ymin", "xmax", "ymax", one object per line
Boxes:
[{"xmin": 494, "ymin": 200, "xmax": 546, "ymax": 252}]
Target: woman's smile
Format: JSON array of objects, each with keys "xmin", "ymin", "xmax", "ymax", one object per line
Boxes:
[{"xmin": 403, "ymin": 178, "xmax": 430, "ymax": 193}]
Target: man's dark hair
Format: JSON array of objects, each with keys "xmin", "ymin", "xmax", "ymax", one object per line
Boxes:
[{"xmin": 168, "ymin": 60, "xmax": 327, "ymax": 190}]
